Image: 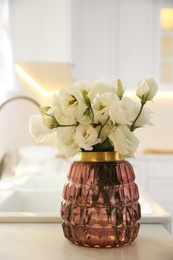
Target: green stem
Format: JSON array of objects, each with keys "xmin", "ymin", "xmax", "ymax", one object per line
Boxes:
[
  {"xmin": 45, "ymin": 113, "xmax": 78, "ymax": 129},
  {"xmin": 130, "ymin": 103, "xmax": 144, "ymax": 131},
  {"xmin": 90, "ymin": 107, "xmax": 94, "ymax": 125},
  {"xmin": 98, "ymin": 116, "xmax": 110, "ymax": 137},
  {"xmin": 58, "ymin": 123, "xmax": 79, "ymax": 127}
]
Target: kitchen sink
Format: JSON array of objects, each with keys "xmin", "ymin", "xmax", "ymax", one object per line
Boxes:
[
  {"xmin": 0, "ymin": 177, "xmax": 172, "ymax": 233},
  {"xmin": 0, "ymin": 189, "xmax": 62, "ymax": 223},
  {"xmin": 14, "ymin": 175, "xmax": 67, "ymax": 190}
]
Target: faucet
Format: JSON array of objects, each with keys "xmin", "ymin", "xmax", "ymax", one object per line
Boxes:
[
  {"xmin": 0, "ymin": 95, "xmax": 40, "ymax": 179},
  {"xmin": 0, "ymin": 96, "xmax": 40, "ymax": 110},
  {"xmin": 0, "ymin": 154, "xmax": 9, "ymax": 180}
]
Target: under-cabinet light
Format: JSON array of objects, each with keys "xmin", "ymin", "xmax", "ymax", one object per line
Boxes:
[
  {"xmin": 15, "ymin": 64, "xmax": 173, "ymax": 99},
  {"xmin": 15, "ymin": 64, "xmax": 54, "ymax": 97}
]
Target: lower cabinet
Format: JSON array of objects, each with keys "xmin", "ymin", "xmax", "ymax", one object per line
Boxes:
[{"xmin": 129, "ymin": 155, "xmax": 173, "ymax": 218}]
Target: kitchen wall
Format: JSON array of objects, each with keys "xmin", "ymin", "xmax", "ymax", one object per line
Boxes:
[{"xmin": 135, "ymin": 96, "xmax": 173, "ymax": 154}]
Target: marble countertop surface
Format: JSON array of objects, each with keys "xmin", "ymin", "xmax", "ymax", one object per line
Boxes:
[{"xmin": 0, "ymin": 223, "xmax": 173, "ymax": 260}]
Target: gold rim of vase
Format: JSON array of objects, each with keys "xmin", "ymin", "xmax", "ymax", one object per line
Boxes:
[{"xmin": 78, "ymin": 151, "xmax": 124, "ymax": 162}]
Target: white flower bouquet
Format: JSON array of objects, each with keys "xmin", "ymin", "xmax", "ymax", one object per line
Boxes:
[{"xmin": 29, "ymin": 78, "xmax": 158, "ymax": 158}]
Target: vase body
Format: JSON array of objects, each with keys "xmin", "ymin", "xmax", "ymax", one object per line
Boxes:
[{"xmin": 61, "ymin": 152, "xmax": 141, "ymax": 248}]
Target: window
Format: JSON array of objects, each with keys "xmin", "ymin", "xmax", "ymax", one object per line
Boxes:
[{"xmin": 160, "ymin": 8, "xmax": 173, "ymax": 85}]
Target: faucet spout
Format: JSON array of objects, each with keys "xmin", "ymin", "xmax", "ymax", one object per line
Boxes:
[
  {"xmin": 0, "ymin": 95, "xmax": 40, "ymax": 179},
  {"xmin": 0, "ymin": 96, "xmax": 40, "ymax": 110},
  {"xmin": 0, "ymin": 153, "xmax": 10, "ymax": 180}
]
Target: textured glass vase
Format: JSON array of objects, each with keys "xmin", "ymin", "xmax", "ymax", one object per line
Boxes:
[{"xmin": 61, "ymin": 152, "xmax": 141, "ymax": 248}]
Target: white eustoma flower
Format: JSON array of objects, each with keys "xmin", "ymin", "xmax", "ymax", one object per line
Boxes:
[
  {"xmin": 41, "ymin": 114, "xmax": 54, "ymax": 128},
  {"xmin": 88, "ymin": 79, "xmax": 115, "ymax": 102},
  {"xmin": 108, "ymin": 125, "xmax": 139, "ymax": 158},
  {"xmin": 58, "ymin": 86, "xmax": 85, "ymax": 116},
  {"xmin": 51, "ymin": 107, "xmax": 62, "ymax": 124},
  {"xmin": 136, "ymin": 78, "xmax": 158, "ymax": 103},
  {"xmin": 93, "ymin": 92, "xmax": 118, "ymax": 123},
  {"xmin": 56, "ymin": 127, "xmax": 80, "ymax": 157},
  {"xmin": 51, "ymin": 93, "xmax": 61, "ymax": 108},
  {"xmin": 109, "ymin": 97, "xmax": 136, "ymax": 125},
  {"xmin": 74, "ymin": 125, "xmax": 101, "ymax": 151},
  {"xmin": 29, "ymin": 114, "xmax": 53, "ymax": 142},
  {"xmin": 74, "ymin": 80, "xmax": 91, "ymax": 94},
  {"xmin": 29, "ymin": 78, "xmax": 157, "ymax": 157},
  {"xmin": 58, "ymin": 85, "xmax": 92, "ymax": 125},
  {"xmin": 52, "ymin": 107, "xmax": 77, "ymax": 127},
  {"xmin": 76, "ymin": 101, "xmax": 92, "ymax": 125}
]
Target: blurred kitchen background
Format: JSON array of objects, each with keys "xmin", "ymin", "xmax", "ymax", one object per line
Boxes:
[{"xmin": 0, "ymin": 0, "xmax": 173, "ymax": 232}]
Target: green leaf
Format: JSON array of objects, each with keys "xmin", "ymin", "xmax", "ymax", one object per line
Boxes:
[
  {"xmin": 83, "ymin": 108, "xmax": 90, "ymax": 117},
  {"xmin": 93, "ymin": 137, "xmax": 114, "ymax": 151}
]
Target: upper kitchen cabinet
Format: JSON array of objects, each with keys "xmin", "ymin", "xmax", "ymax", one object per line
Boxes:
[
  {"xmin": 155, "ymin": 0, "xmax": 173, "ymax": 90},
  {"xmin": 9, "ymin": 0, "xmax": 72, "ymax": 63},
  {"xmin": 72, "ymin": 0, "xmax": 173, "ymax": 89},
  {"xmin": 71, "ymin": 0, "xmax": 118, "ymax": 82}
]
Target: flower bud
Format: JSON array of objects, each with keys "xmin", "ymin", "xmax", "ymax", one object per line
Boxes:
[
  {"xmin": 136, "ymin": 78, "xmax": 158, "ymax": 104},
  {"xmin": 38, "ymin": 106, "xmax": 51, "ymax": 115},
  {"xmin": 82, "ymin": 91, "xmax": 91, "ymax": 107},
  {"xmin": 115, "ymin": 79, "xmax": 124, "ymax": 99}
]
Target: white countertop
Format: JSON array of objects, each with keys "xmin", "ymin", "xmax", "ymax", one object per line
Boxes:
[{"xmin": 0, "ymin": 223, "xmax": 173, "ymax": 260}]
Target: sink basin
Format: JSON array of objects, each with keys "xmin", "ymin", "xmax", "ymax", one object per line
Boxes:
[
  {"xmin": 14, "ymin": 175, "xmax": 67, "ymax": 190},
  {"xmin": 0, "ymin": 189, "xmax": 62, "ymax": 223},
  {"xmin": 0, "ymin": 175, "xmax": 66, "ymax": 222}
]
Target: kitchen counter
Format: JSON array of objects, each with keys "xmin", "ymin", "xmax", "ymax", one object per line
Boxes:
[{"xmin": 0, "ymin": 224, "xmax": 173, "ymax": 260}]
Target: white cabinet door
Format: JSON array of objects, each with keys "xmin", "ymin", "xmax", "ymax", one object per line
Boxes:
[
  {"xmin": 130, "ymin": 155, "xmax": 173, "ymax": 218},
  {"xmin": 147, "ymin": 157, "xmax": 173, "ymax": 213},
  {"xmin": 72, "ymin": 0, "xmax": 118, "ymax": 81},
  {"xmin": 117, "ymin": 0, "xmax": 154, "ymax": 87},
  {"xmin": 72, "ymin": 0, "xmax": 154, "ymax": 84},
  {"xmin": 128, "ymin": 158, "xmax": 147, "ymax": 191}
]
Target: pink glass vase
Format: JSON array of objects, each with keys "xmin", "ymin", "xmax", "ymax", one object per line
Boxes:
[{"xmin": 61, "ymin": 152, "xmax": 141, "ymax": 248}]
